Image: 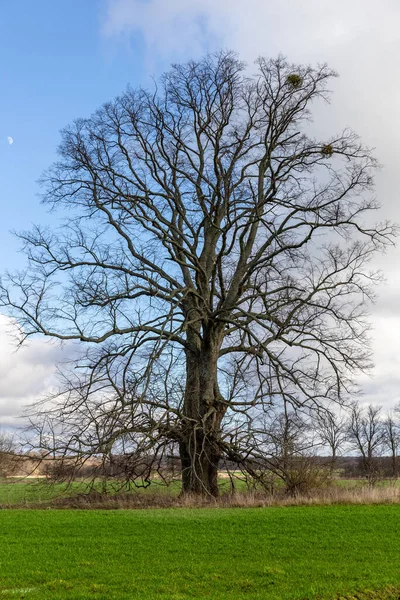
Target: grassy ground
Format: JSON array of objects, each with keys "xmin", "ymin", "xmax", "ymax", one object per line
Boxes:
[
  {"xmin": 1, "ymin": 477, "xmax": 400, "ymax": 509},
  {"xmin": 0, "ymin": 505, "xmax": 399, "ymax": 599},
  {"xmin": 0, "ymin": 478, "xmax": 240, "ymax": 507},
  {"xmin": 0, "ymin": 479, "xmax": 90, "ymax": 505}
]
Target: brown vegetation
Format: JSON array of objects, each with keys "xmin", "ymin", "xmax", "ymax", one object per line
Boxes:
[{"xmin": 4, "ymin": 480, "xmax": 398, "ymax": 511}]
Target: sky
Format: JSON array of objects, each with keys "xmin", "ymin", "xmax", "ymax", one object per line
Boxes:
[{"xmin": 1, "ymin": 0, "xmax": 400, "ymax": 426}]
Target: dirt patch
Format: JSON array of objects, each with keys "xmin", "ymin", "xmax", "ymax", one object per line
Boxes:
[{"xmin": 331, "ymin": 587, "xmax": 400, "ymax": 600}]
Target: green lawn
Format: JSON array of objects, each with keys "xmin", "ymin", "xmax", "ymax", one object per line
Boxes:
[{"xmin": 0, "ymin": 505, "xmax": 399, "ymax": 599}]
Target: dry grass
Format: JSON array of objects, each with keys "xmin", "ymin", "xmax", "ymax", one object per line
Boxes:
[{"xmin": 28, "ymin": 481, "xmax": 400, "ymax": 510}]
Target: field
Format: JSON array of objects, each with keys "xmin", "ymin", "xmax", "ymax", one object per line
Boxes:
[
  {"xmin": 0, "ymin": 479, "xmax": 182, "ymax": 507},
  {"xmin": 2, "ymin": 477, "xmax": 400, "ymax": 509},
  {"xmin": 0, "ymin": 505, "xmax": 400, "ymax": 600}
]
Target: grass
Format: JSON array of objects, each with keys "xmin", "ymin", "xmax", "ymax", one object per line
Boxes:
[
  {"xmin": 2, "ymin": 477, "xmax": 400, "ymax": 509},
  {"xmin": 0, "ymin": 475, "xmax": 261, "ymax": 508},
  {"xmin": 0, "ymin": 478, "xmax": 187, "ymax": 507},
  {"xmin": 0, "ymin": 505, "xmax": 400, "ymax": 599},
  {"xmin": 0, "ymin": 479, "xmax": 90, "ymax": 506}
]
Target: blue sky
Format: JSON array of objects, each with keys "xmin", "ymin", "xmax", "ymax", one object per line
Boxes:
[
  {"xmin": 2, "ymin": 0, "xmax": 400, "ymax": 424},
  {"xmin": 2, "ymin": 0, "xmax": 399, "ymax": 272},
  {"xmin": 0, "ymin": 1, "xmax": 149, "ymax": 269}
]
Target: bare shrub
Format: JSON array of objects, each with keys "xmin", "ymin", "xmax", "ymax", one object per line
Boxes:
[{"xmin": 0, "ymin": 430, "xmax": 16, "ymax": 478}]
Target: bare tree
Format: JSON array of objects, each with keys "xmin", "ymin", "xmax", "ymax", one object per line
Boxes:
[
  {"xmin": 315, "ymin": 410, "xmax": 347, "ymax": 473},
  {"xmin": 347, "ymin": 403, "xmax": 385, "ymax": 485},
  {"xmin": 383, "ymin": 411, "xmax": 400, "ymax": 478},
  {"xmin": 0, "ymin": 52, "xmax": 395, "ymax": 496}
]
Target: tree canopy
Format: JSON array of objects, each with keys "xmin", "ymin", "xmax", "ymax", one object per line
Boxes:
[{"xmin": 1, "ymin": 52, "xmax": 395, "ymax": 496}]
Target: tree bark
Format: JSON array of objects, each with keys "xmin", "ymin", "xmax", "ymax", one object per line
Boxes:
[{"xmin": 179, "ymin": 330, "xmax": 225, "ymax": 497}]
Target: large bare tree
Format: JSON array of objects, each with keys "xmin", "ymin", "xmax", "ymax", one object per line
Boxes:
[{"xmin": 0, "ymin": 52, "xmax": 395, "ymax": 496}]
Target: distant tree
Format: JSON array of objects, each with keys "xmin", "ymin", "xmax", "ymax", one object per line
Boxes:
[
  {"xmin": 0, "ymin": 52, "xmax": 395, "ymax": 496},
  {"xmin": 315, "ymin": 410, "xmax": 347, "ymax": 473},
  {"xmin": 383, "ymin": 410, "xmax": 400, "ymax": 478},
  {"xmin": 0, "ymin": 429, "xmax": 15, "ymax": 478},
  {"xmin": 347, "ymin": 403, "xmax": 385, "ymax": 485}
]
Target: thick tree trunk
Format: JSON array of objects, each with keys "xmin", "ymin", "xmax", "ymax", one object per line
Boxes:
[
  {"xmin": 179, "ymin": 437, "xmax": 221, "ymax": 497},
  {"xmin": 179, "ymin": 330, "xmax": 225, "ymax": 497}
]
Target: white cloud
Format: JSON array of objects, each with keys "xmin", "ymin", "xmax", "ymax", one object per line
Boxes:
[
  {"xmin": 7, "ymin": 136, "xmax": 13, "ymax": 145},
  {"xmin": 102, "ymin": 0, "xmax": 400, "ymax": 209},
  {"xmin": 100, "ymin": 0, "xmax": 400, "ymax": 412},
  {"xmin": 0, "ymin": 315, "xmax": 70, "ymax": 427},
  {"xmin": 357, "ymin": 314, "xmax": 400, "ymax": 410},
  {"xmin": 102, "ymin": 1, "xmax": 400, "ymax": 66}
]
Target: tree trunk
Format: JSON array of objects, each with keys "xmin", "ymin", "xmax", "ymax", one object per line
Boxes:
[
  {"xmin": 179, "ymin": 437, "xmax": 221, "ymax": 497},
  {"xmin": 179, "ymin": 330, "xmax": 225, "ymax": 497},
  {"xmin": 391, "ymin": 450, "xmax": 397, "ymax": 479},
  {"xmin": 330, "ymin": 449, "xmax": 337, "ymax": 476}
]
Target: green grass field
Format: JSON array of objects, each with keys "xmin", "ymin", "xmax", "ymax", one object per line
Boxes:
[{"xmin": 0, "ymin": 505, "xmax": 399, "ymax": 599}]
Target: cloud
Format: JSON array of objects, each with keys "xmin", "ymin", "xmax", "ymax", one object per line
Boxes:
[
  {"xmin": 102, "ymin": 1, "xmax": 400, "ymax": 67},
  {"xmin": 101, "ymin": 1, "xmax": 400, "ymax": 209},
  {"xmin": 7, "ymin": 136, "xmax": 13, "ymax": 145},
  {"xmin": 0, "ymin": 315, "xmax": 72, "ymax": 427},
  {"xmin": 100, "ymin": 0, "xmax": 400, "ymax": 413},
  {"xmin": 357, "ymin": 314, "xmax": 400, "ymax": 410}
]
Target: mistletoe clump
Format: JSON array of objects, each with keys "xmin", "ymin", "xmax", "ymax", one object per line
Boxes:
[
  {"xmin": 286, "ymin": 73, "xmax": 303, "ymax": 88},
  {"xmin": 321, "ymin": 143, "xmax": 334, "ymax": 157}
]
